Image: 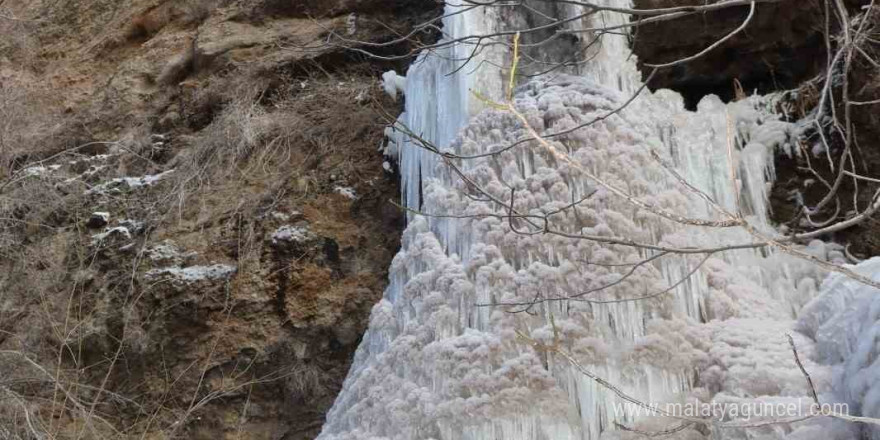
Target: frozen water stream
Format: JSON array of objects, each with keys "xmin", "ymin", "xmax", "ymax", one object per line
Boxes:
[{"xmin": 319, "ymin": 2, "xmax": 879, "ymax": 439}]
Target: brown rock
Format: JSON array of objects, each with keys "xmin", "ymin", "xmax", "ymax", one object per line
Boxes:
[{"xmin": 631, "ymin": 0, "xmax": 870, "ymax": 108}]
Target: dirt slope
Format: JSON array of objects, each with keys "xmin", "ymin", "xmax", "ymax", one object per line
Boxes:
[{"xmin": 0, "ymin": 0, "xmax": 438, "ymax": 438}]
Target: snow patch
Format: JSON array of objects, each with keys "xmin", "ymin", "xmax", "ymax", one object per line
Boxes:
[
  {"xmin": 87, "ymin": 212, "xmax": 111, "ymax": 229},
  {"xmin": 23, "ymin": 164, "xmax": 61, "ymax": 177},
  {"xmin": 90, "ymin": 226, "xmax": 131, "ymax": 245},
  {"xmin": 118, "ymin": 218, "xmax": 146, "ymax": 233},
  {"xmin": 63, "ymin": 165, "xmax": 107, "ymax": 185},
  {"xmin": 85, "ymin": 170, "xmax": 174, "ymax": 195},
  {"xmin": 271, "ymin": 225, "xmax": 315, "ymax": 244},
  {"xmin": 146, "ymin": 264, "xmax": 237, "ymax": 283},
  {"xmin": 92, "ymin": 212, "xmax": 110, "ymax": 221},
  {"xmin": 146, "ymin": 240, "xmax": 196, "ymax": 264},
  {"xmin": 69, "ymin": 154, "xmax": 114, "ymax": 166},
  {"xmin": 381, "ymin": 71, "xmax": 406, "ymax": 101},
  {"xmin": 334, "ymin": 186, "xmax": 357, "ymax": 200}
]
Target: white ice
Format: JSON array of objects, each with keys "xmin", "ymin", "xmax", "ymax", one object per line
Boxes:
[{"xmin": 319, "ymin": 1, "xmax": 879, "ymax": 439}]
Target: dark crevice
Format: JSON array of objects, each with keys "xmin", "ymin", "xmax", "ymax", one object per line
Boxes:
[{"xmin": 630, "ymin": 1, "xmax": 835, "ymax": 109}]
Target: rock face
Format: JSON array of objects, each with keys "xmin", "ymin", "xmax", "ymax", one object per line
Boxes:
[
  {"xmin": 0, "ymin": 0, "xmax": 439, "ymax": 439},
  {"xmin": 631, "ymin": 0, "xmax": 866, "ymax": 108}
]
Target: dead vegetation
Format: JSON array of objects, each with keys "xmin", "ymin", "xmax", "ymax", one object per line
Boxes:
[
  {"xmin": 0, "ymin": 38, "xmax": 406, "ymax": 440},
  {"xmin": 0, "ymin": 0, "xmax": 440, "ymax": 437},
  {"xmin": 768, "ymin": 7, "xmax": 880, "ymax": 257}
]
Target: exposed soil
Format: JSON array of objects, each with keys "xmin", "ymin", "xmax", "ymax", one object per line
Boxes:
[{"xmin": 0, "ymin": 0, "xmax": 440, "ymax": 438}]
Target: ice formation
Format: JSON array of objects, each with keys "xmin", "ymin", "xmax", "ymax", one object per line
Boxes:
[
  {"xmin": 797, "ymin": 258, "xmax": 880, "ymax": 439},
  {"xmin": 381, "ymin": 71, "xmax": 407, "ymax": 101},
  {"xmin": 319, "ymin": 1, "xmax": 877, "ymax": 439}
]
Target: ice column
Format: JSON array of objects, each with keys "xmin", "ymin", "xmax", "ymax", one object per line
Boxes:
[{"xmin": 319, "ymin": 1, "xmax": 834, "ymax": 439}]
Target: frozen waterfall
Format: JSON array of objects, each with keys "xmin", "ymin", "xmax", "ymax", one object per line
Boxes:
[{"xmin": 319, "ymin": 2, "xmax": 876, "ymax": 439}]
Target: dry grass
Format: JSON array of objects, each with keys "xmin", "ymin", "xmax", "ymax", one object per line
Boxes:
[
  {"xmin": 0, "ymin": 0, "xmax": 414, "ymax": 438},
  {"xmin": 0, "ymin": 228, "xmax": 318, "ymax": 439},
  {"xmin": 125, "ymin": 0, "xmax": 220, "ymax": 42},
  {"xmin": 0, "ymin": 9, "xmax": 38, "ymax": 65},
  {"xmin": 0, "ymin": 63, "xmax": 389, "ymax": 438},
  {"xmin": 161, "ymin": 67, "xmax": 382, "ymax": 221},
  {"xmin": 0, "ymin": 85, "xmax": 42, "ymax": 178},
  {"xmin": 0, "ymin": 0, "xmax": 408, "ymax": 422}
]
